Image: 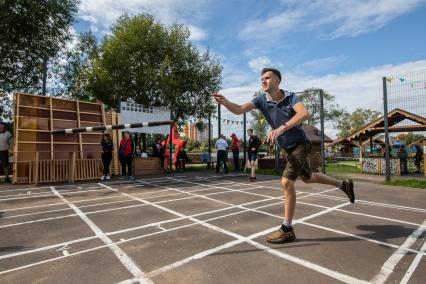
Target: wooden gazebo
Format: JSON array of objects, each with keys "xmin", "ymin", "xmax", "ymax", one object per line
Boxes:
[{"xmin": 329, "ymin": 108, "xmax": 425, "ymax": 176}]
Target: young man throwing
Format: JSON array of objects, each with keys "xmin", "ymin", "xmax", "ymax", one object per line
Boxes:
[{"xmin": 212, "ymin": 68, "xmax": 354, "ymax": 244}]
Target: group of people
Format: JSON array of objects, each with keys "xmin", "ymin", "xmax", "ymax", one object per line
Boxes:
[
  {"xmin": 101, "ymin": 133, "xmax": 192, "ymax": 179},
  {"xmin": 397, "ymin": 144, "xmax": 424, "ymax": 175},
  {"xmin": 100, "ymin": 131, "xmax": 135, "ymax": 180},
  {"xmin": 214, "ymin": 129, "xmax": 261, "ymax": 181}
]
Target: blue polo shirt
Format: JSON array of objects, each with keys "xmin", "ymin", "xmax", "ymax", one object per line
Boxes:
[{"xmin": 251, "ymin": 90, "xmax": 308, "ymax": 149}]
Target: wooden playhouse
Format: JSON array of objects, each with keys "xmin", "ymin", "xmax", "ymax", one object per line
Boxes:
[{"xmin": 12, "ymin": 93, "xmax": 121, "ymax": 184}]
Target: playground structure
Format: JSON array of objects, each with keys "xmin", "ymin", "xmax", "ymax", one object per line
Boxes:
[{"xmin": 12, "ymin": 93, "xmax": 121, "ymax": 184}]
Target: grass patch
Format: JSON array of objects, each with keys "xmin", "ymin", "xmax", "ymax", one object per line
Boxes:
[
  {"xmin": 325, "ymin": 162, "xmax": 360, "ymax": 174},
  {"xmin": 384, "ymin": 179, "xmax": 426, "ymax": 189},
  {"xmin": 257, "ymin": 168, "xmax": 282, "ymax": 176}
]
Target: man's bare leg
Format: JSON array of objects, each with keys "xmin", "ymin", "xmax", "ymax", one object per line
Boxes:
[
  {"xmin": 282, "ymin": 177, "xmax": 296, "ymax": 221},
  {"xmin": 266, "ymin": 177, "xmax": 297, "ymax": 243},
  {"xmin": 251, "ymin": 161, "xmax": 256, "ymax": 177},
  {"xmin": 302, "ymin": 172, "xmax": 355, "ymax": 203}
]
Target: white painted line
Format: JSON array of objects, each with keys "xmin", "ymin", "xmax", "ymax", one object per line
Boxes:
[
  {"xmin": 148, "ymin": 203, "xmax": 354, "ymax": 282},
  {"xmin": 110, "ymin": 179, "xmax": 363, "ymax": 283},
  {"xmin": 371, "ymin": 220, "xmax": 426, "ymax": 284},
  {"xmin": 0, "ymin": 196, "xmax": 279, "ymax": 273},
  {"xmin": 247, "ymin": 238, "xmax": 370, "ymax": 284},
  {"xmin": 49, "ymin": 186, "xmax": 152, "ymax": 283},
  {"xmin": 0, "ymin": 187, "xmax": 105, "ymax": 199},
  {"xmin": 400, "ymin": 233, "xmax": 426, "ymax": 284},
  {"xmin": 300, "ymin": 221, "xmax": 419, "ymax": 253},
  {"xmin": 0, "ymin": 183, "xmax": 257, "ymax": 229},
  {"xmin": 62, "ymin": 250, "xmax": 70, "ymax": 256},
  {"xmin": 247, "ymin": 182, "xmax": 426, "ymax": 213},
  {"xmin": 0, "ymin": 189, "xmax": 273, "ymax": 263},
  {"xmin": 0, "ymin": 188, "xmax": 111, "ymax": 202}
]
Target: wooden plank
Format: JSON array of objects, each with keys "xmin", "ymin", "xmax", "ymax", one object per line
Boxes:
[
  {"xmin": 76, "ymin": 100, "xmax": 83, "ymax": 159},
  {"xmin": 49, "ymin": 96, "xmax": 53, "ymax": 160},
  {"xmin": 69, "ymin": 152, "xmax": 76, "ymax": 183},
  {"xmin": 34, "ymin": 152, "xmax": 39, "ymax": 185},
  {"xmin": 12, "ymin": 93, "xmax": 20, "ymax": 184}
]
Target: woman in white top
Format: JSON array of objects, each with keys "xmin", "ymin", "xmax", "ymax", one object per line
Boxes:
[{"xmin": 215, "ymin": 135, "xmax": 228, "ymax": 174}]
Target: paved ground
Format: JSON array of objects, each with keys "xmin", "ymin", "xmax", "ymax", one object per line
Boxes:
[{"xmin": 0, "ymin": 172, "xmax": 425, "ymax": 284}]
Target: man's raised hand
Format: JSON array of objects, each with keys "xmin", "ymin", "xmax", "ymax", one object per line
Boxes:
[{"xmin": 211, "ymin": 93, "xmax": 227, "ymax": 105}]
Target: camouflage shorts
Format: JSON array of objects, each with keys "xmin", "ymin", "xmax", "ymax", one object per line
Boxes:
[{"xmin": 281, "ymin": 141, "xmax": 312, "ymax": 181}]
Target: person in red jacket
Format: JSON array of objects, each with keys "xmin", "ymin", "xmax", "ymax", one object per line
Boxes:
[
  {"xmin": 119, "ymin": 131, "xmax": 135, "ymax": 179},
  {"xmin": 230, "ymin": 133, "xmax": 240, "ymax": 172}
]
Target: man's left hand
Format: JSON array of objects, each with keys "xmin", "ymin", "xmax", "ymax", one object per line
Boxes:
[{"xmin": 266, "ymin": 124, "xmax": 287, "ymax": 145}]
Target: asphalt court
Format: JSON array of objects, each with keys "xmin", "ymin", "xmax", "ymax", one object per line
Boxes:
[{"xmin": 0, "ymin": 172, "xmax": 425, "ymax": 284}]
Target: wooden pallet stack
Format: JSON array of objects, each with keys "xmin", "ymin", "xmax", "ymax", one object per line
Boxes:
[{"xmin": 12, "ymin": 93, "xmax": 120, "ymax": 184}]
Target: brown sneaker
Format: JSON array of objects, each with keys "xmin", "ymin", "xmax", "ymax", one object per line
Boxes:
[
  {"xmin": 266, "ymin": 226, "xmax": 296, "ymax": 244},
  {"xmin": 249, "ymin": 176, "xmax": 256, "ymax": 182},
  {"xmin": 341, "ymin": 179, "xmax": 355, "ymax": 203}
]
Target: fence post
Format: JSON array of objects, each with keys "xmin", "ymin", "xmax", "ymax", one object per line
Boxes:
[
  {"xmin": 319, "ymin": 89, "xmax": 326, "ymax": 174},
  {"xmin": 423, "ymin": 140, "xmax": 426, "ymax": 177},
  {"xmin": 208, "ymin": 114, "xmax": 212, "ymax": 170},
  {"xmin": 243, "ymin": 112, "xmax": 247, "ymax": 168},
  {"xmin": 69, "ymin": 152, "xmax": 76, "ymax": 183},
  {"xmin": 383, "ymin": 77, "xmax": 391, "ymax": 181},
  {"xmin": 34, "ymin": 152, "xmax": 39, "ymax": 185},
  {"xmin": 218, "ymin": 104, "xmax": 221, "ymax": 138},
  {"xmin": 169, "ymin": 110, "xmax": 173, "ymax": 172}
]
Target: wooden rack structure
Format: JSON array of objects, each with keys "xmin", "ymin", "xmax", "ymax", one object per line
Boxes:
[{"xmin": 12, "ymin": 93, "xmax": 120, "ymax": 184}]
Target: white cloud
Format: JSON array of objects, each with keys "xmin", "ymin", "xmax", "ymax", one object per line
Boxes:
[
  {"xmin": 239, "ymin": 0, "xmax": 426, "ymax": 41},
  {"xmin": 78, "ymin": 0, "xmax": 208, "ymax": 41},
  {"xmin": 248, "ymin": 56, "xmax": 272, "ymax": 72},
  {"xmin": 294, "ymin": 56, "xmax": 346, "ymax": 74},
  {"xmin": 187, "ymin": 25, "xmax": 208, "ymax": 41},
  {"xmin": 239, "ymin": 10, "xmax": 304, "ymax": 41}
]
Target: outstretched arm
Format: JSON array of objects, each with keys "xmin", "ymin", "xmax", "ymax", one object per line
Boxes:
[{"xmin": 211, "ymin": 93, "xmax": 254, "ymax": 115}]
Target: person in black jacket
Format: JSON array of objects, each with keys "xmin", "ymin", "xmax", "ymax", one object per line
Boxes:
[
  {"xmin": 247, "ymin": 128, "xmax": 261, "ymax": 181},
  {"xmin": 176, "ymin": 142, "xmax": 191, "ymax": 173},
  {"xmin": 100, "ymin": 133, "xmax": 113, "ymax": 180},
  {"xmin": 414, "ymin": 144, "xmax": 423, "ymax": 173},
  {"xmin": 152, "ymin": 138, "xmax": 165, "ymax": 169}
]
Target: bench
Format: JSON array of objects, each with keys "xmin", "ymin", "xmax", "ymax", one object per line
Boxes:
[{"xmin": 186, "ymin": 153, "xmax": 216, "ymax": 169}]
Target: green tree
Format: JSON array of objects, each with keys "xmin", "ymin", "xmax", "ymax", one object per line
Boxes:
[
  {"xmin": 0, "ymin": 92, "xmax": 13, "ymax": 121},
  {"xmin": 337, "ymin": 108, "xmax": 382, "ymax": 137},
  {"xmin": 250, "ymin": 90, "xmax": 269, "ymax": 140},
  {"xmin": 0, "ymin": 0, "xmax": 78, "ymax": 92},
  {"xmin": 299, "ymin": 88, "xmax": 345, "ymax": 125},
  {"xmin": 84, "ymin": 14, "xmax": 222, "ymax": 121},
  {"xmin": 61, "ymin": 32, "xmax": 99, "ymax": 100},
  {"xmin": 395, "ymin": 133, "xmax": 425, "ymax": 145}
]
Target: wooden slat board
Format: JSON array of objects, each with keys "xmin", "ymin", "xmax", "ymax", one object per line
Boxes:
[{"xmin": 13, "ymin": 93, "xmax": 111, "ymax": 184}]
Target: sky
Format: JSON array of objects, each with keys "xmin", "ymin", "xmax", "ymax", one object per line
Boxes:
[{"xmin": 73, "ymin": 0, "xmax": 426, "ymax": 137}]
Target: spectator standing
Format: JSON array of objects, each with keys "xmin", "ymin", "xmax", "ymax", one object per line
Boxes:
[
  {"xmin": 100, "ymin": 133, "xmax": 113, "ymax": 180},
  {"xmin": 0, "ymin": 122, "xmax": 12, "ymax": 182},
  {"xmin": 215, "ymin": 135, "xmax": 229, "ymax": 174},
  {"xmin": 230, "ymin": 133, "xmax": 240, "ymax": 172},
  {"xmin": 247, "ymin": 128, "xmax": 261, "ymax": 181},
  {"xmin": 119, "ymin": 131, "xmax": 135, "ymax": 179},
  {"xmin": 414, "ymin": 144, "xmax": 423, "ymax": 174}
]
